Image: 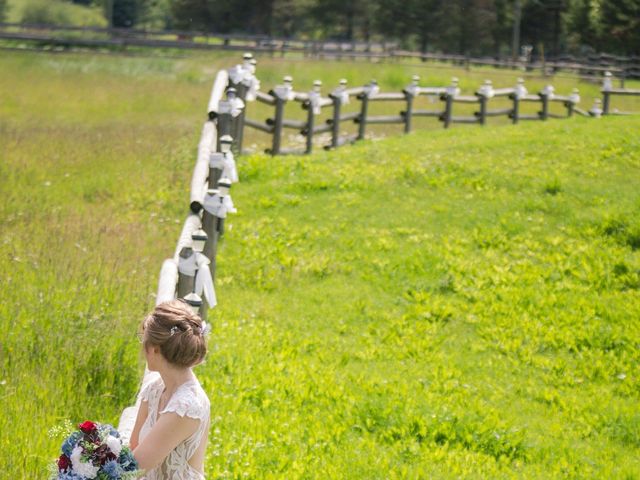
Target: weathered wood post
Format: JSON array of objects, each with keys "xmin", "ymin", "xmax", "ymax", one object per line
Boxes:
[
  {"xmin": 329, "ymin": 79, "xmax": 348, "ymax": 149},
  {"xmin": 218, "ymin": 135, "xmax": 238, "ymax": 184},
  {"xmin": 202, "ymin": 188, "xmax": 219, "ymax": 262},
  {"xmin": 269, "ymin": 75, "xmax": 294, "ymax": 155},
  {"xmin": 357, "ymin": 80, "xmax": 378, "ymax": 140},
  {"xmin": 539, "ymin": 84, "xmax": 554, "ymax": 120},
  {"xmin": 227, "ymin": 53, "xmax": 253, "ymax": 153},
  {"xmin": 304, "ymin": 80, "xmax": 322, "ymax": 154},
  {"xmin": 566, "ymin": 88, "xmax": 580, "ymax": 117},
  {"xmin": 403, "ymin": 75, "xmax": 420, "ymax": 133},
  {"xmin": 476, "ymin": 79, "xmax": 494, "ymax": 126},
  {"xmin": 215, "ymin": 177, "xmax": 233, "ymax": 238},
  {"xmin": 235, "ymin": 54, "xmax": 256, "ymax": 153},
  {"xmin": 602, "ymin": 71, "xmax": 613, "ymax": 115},
  {"xmin": 183, "ymin": 292, "xmax": 203, "ymax": 318},
  {"xmin": 177, "ymin": 246, "xmax": 196, "ymax": 298},
  {"xmin": 441, "ymin": 77, "xmax": 459, "ymax": 129},
  {"xmin": 216, "ymin": 89, "xmax": 233, "ymax": 151},
  {"xmin": 510, "ymin": 78, "xmax": 526, "ymax": 124},
  {"xmin": 208, "ymin": 151, "xmax": 224, "ymax": 192},
  {"xmin": 190, "ymin": 228, "xmax": 210, "ymax": 320},
  {"xmin": 201, "ymin": 177, "xmax": 234, "ymax": 277}
]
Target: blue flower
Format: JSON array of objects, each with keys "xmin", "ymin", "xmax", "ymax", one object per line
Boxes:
[
  {"xmin": 61, "ymin": 431, "xmax": 82, "ymax": 457},
  {"xmin": 96, "ymin": 423, "xmax": 120, "ymax": 441},
  {"xmin": 102, "ymin": 460, "xmax": 123, "ymax": 479},
  {"xmin": 118, "ymin": 447, "xmax": 138, "ymax": 471},
  {"xmin": 57, "ymin": 472, "xmax": 83, "ymax": 480}
]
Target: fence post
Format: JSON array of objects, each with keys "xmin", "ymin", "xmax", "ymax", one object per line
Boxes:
[
  {"xmin": 602, "ymin": 71, "xmax": 612, "ymax": 115},
  {"xmin": 202, "ymin": 188, "xmax": 219, "ymax": 262},
  {"xmin": 236, "ymin": 56, "xmax": 257, "ymax": 153},
  {"xmin": 511, "ymin": 78, "xmax": 526, "ymax": 124},
  {"xmin": 183, "ymin": 292, "xmax": 203, "ymax": 318},
  {"xmin": 177, "ymin": 246, "xmax": 196, "ymax": 298},
  {"xmin": 441, "ymin": 77, "xmax": 459, "ymax": 129},
  {"xmin": 216, "ymin": 90, "xmax": 233, "ymax": 151},
  {"xmin": 403, "ymin": 75, "xmax": 419, "ymax": 133},
  {"xmin": 329, "ymin": 79, "xmax": 347, "ymax": 149},
  {"xmin": 539, "ymin": 84, "xmax": 554, "ymax": 120},
  {"xmin": 201, "ymin": 178, "xmax": 234, "ymax": 277},
  {"xmin": 357, "ymin": 80, "xmax": 378, "ymax": 140},
  {"xmin": 304, "ymin": 80, "xmax": 322, "ymax": 154},
  {"xmin": 190, "ymin": 229, "xmax": 209, "ymax": 320},
  {"xmin": 567, "ymin": 88, "xmax": 580, "ymax": 117},
  {"xmin": 234, "ymin": 53, "xmax": 253, "ymax": 153},
  {"xmin": 269, "ymin": 75, "xmax": 293, "ymax": 155},
  {"xmin": 209, "ymin": 152, "xmax": 224, "ymax": 192},
  {"xmin": 476, "ymin": 79, "xmax": 494, "ymax": 126}
]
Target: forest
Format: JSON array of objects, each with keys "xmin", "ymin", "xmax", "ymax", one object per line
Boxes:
[{"xmin": 2, "ymin": 0, "xmax": 639, "ymax": 57}]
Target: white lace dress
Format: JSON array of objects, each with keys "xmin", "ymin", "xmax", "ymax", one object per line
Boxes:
[{"xmin": 138, "ymin": 377, "xmax": 210, "ymax": 480}]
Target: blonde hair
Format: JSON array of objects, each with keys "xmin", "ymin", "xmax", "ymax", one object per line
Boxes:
[{"xmin": 141, "ymin": 299, "xmax": 207, "ymax": 368}]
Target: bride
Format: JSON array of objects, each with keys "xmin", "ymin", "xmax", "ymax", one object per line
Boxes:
[{"xmin": 129, "ymin": 300, "xmax": 211, "ymax": 479}]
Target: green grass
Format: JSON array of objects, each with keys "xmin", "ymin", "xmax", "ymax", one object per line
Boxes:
[
  {"xmin": 6, "ymin": 0, "xmax": 106, "ymax": 26},
  {"xmin": 1, "ymin": 49, "xmax": 639, "ymax": 478}
]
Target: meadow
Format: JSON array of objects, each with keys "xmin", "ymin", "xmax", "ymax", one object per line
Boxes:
[{"xmin": 0, "ymin": 49, "xmax": 639, "ymax": 478}]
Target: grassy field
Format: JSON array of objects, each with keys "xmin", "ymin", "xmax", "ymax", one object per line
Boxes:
[{"xmin": 1, "ymin": 49, "xmax": 639, "ymax": 478}]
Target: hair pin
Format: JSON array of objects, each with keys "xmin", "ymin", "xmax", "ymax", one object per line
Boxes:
[{"xmin": 170, "ymin": 326, "xmax": 178, "ymax": 336}]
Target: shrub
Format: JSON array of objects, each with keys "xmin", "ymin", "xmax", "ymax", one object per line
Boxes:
[{"xmin": 20, "ymin": 0, "xmax": 106, "ymax": 27}]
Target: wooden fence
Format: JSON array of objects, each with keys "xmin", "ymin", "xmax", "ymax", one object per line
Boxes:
[
  {"xmin": 115, "ymin": 53, "xmax": 638, "ymax": 439},
  {"xmin": 2, "ymin": 22, "xmax": 639, "ymax": 81},
  {"xmin": 240, "ymin": 69, "xmax": 639, "ymax": 156},
  {"xmin": 117, "ymin": 55, "xmax": 247, "ymax": 442}
]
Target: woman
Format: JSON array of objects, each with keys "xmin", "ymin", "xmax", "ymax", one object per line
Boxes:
[{"xmin": 130, "ymin": 300, "xmax": 211, "ymax": 479}]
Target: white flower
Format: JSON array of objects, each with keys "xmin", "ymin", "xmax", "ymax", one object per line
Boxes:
[
  {"xmin": 70, "ymin": 446, "xmax": 99, "ymax": 479},
  {"xmin": 106, "ymin": 435, "xmax": 122, "ymax": 456}
]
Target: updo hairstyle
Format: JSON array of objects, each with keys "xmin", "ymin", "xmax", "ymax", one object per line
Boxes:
[{"xmin": 140, "ymin": 299, "xmax": 207, "ymax": 368}]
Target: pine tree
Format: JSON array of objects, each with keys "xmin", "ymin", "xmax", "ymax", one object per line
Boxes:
[
  {"xmin": 112, "ymin": 0, "xmax": 143, "ymax": 28},
  {"xmin": 171, "ymin": 0, "xmax": 211, "ymax": 31},
  {"xmin": 600, "ymin": 0, "xmax": 640, "ymax": 54}
]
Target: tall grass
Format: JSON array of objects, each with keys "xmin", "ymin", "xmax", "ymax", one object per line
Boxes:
[
  {"xmin": 1, "ymin": 49, "xmax": 639, "ymax": 478},
  {"xmin": 7, "ymin": 0, "xmax": 106, "ymax": 26}
]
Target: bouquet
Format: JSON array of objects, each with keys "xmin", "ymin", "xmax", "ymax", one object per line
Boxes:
[{"xmin": 51, "ymin": 420, "xmax": 139, "ymax": 480}]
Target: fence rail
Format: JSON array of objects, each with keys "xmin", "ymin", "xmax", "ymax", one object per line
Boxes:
[
  {"xmin": 240, "ymin": 68, "xmax": 639, "ymax": 155},
  {"xmin": 2, "ymin": 22, "xmax": 639, "ymax": 80},
  {"xmin": 117, "ymin": 55, "xmax": 248, "ymax": 443}
]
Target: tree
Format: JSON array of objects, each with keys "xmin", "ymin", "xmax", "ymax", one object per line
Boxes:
[
  {"xmin": 171, "ymin": 0, "xmax": 211, "ymax": 31},
  {"xmin": 110, "ymin": 0, "xmax": 149, "ymax": 28},
  {"xmin": 492, "ymin": 0, "xmax": 514, "ymax": 57},
  {"xmin": 599, "ymin": 0, "xmax": 640, "ymax": 55},
  {"xmin": 375, "ymin": 0, "xmax": 412, "ymax": 47},
  {"xmin": 565, "ymin": 0, "xmax": 599, "ymax": 53},
  {"xmin": 410, "ymin": 0, "xmax": 444, "ymax": 54},
  {"xmin": 435, "ymin": 0, "xmax": 497, "ymax": 55},
  {"xmin": 520, "ymin": 0, "xmax": 568, "ymax": 58},
  {"xmin": 309, "ymin": 0, "xmax": 376, "ymax": 40}
]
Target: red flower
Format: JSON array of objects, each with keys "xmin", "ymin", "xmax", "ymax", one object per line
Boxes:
[
  {"xmin": 78, "ymin": 420, "xmax": 97, "ymax": 434},
  {"xmin": 57, "ymin": 454, "xmax": 71, "ymax": 471}
]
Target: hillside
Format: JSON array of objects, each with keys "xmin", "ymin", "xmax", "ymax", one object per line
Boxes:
[{"xmin": 0, "ymin": 50, "xmax": 639, "ymax": 478}]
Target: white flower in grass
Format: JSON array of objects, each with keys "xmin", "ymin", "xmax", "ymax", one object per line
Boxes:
[
  {"xmin": 70, "ymin": 446, "xmax": 99, "ymax": 479},
  {"xmin": 106, "ymin": 435, "xmax": 122, "ymax": 456}
]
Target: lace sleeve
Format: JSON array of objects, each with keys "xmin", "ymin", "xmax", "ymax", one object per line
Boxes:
[
  {"xmin": 138, "ymin": 376, "xmax": 161, "ymax": 403},
  {"xmin": 161, "ymin": 390, "xmax": 208, "ymax": 421}
]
